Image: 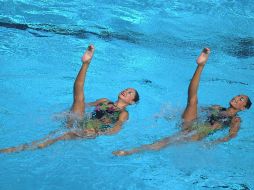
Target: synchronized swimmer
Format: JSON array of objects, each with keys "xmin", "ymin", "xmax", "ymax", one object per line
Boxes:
[
  {"xmin": 0, "ymin": 46, "xmax": 251, "ymax": 155},
  {"xmin": 113, "ymin": 48, "xmax": 252, "ymax": 156},
  {"xmin": 0, "ymin": 45, "xmax": 139, "ymax": 153}
]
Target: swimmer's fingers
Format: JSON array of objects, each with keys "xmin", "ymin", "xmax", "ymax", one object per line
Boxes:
[
  {"xmin": 85, "ymin": 128, "xmax": 96, "ymax": 134},
  {"xmin": 83, "ymin": 128, "xmax": 99, "ymax": 138},
  {"xmin": 0, "ymin": 147, "xmax": 17, "ymax": 153}
]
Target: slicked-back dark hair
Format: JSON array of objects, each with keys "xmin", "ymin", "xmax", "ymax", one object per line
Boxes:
[
  {"xmin": 133, "ymin": 90, "xmax": 140, "ymax": 103},
  {"xmin": 245, "ymin": 97, "xmax": 252, "ymax": 109}
]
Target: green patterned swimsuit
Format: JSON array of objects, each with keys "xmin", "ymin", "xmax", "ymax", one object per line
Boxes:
[
  {"xmin": 191, "ymin": 107, "xmax": 233, "ymax": 137},
  {"xmin": 80, "ymin": 101, "xmax": 121, "ymax": 132}
]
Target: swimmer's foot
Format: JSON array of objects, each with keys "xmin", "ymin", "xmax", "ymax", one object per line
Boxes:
[
  {"xmin": 82, "ymin": 44, "xmax": 95, "ymax": 64},
  {"xmin": 196, "ymin": 48, "xmax": 210, "ymax": 66},
  {"xmin": 113, "ymin": 150, "xmax": 131, "ymax": 156},
  {"xmin": 0, "ymin": 147, "xmax": 17, "ymax": 153}
]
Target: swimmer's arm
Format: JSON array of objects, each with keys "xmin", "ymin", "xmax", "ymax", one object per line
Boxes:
[
  {"xmin": 100, "ymin": 111, "xmax": 129, "ymax": 135},
  {"xmin": 87, "ymin": 98, "xmax": 109, "ymax": 107},
  {"xmin": 213, "ymin": 117, "xmax": 240, "ymax": 143}
]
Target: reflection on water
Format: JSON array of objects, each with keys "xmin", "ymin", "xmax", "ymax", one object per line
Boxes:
[
  {"xmin": 0, "ymin": 20, "xmax": 143, "ymax": 43},
  {"xmin": 223, "ymin": 37, "xmax": 254, "ymax": 59}
]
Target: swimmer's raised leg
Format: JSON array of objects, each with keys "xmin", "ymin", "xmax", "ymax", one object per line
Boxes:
[
  {"xmin": 113, "ymin": 48, "xmax": 211, "ymax": 157},
  {"xmin": 182, "ymin": 48, "xmax": 210, "ymax": 126},
  {"xmin": 71, "ymin": 45, "xmax": 95, "ymax": 118},
  {"xmin": 0, "ymin": 46, "xmax": 96, "ymax": 153}
]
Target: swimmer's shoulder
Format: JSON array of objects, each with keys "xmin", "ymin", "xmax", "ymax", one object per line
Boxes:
[{"xmin": 118, "ymin": 109, "xmax": 129, "ymax": 122}]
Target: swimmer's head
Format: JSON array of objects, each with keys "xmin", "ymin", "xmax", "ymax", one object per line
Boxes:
[
  {"xmin": 118, "ymin": 88, "xmax": 139, "ymax": 105},
  {"xmin": 230, "ymin": 95, "xmax": 252, "ymax": 111}
]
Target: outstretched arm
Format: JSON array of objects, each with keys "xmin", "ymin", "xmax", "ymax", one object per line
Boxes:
[
  {"xmin": 100, "ymin": 111, "xmax": 129, "ymax": 135},
  {"xmin": 212, "ymin": 117, "xmax": 240, "ymax": 143}
]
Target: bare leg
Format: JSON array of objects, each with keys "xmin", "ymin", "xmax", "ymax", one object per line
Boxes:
[
  {"xmin": 31, "ymin": 129, "xmax": 62, "ymax": 145},
  {"xmin": 113, "ymin": 130, "xmax": 208, "ymax": 156},
  {"xmin": 113, "ymin": 48, "xmax": 211, "ymax": 157},
  {"xmin": 36, "ymin": 132, "xmax": 81, "ymax": 149},
  {"xmin": 0, "ymin": 131, "xmax": 80, "ymax": 153},
  {"xmin": 36, "ymin": 128, "xmax": 98, "ymax": 149},
  {"xmin": 71, "ymin": 44, "xmax": 95, "ymax": 118},
  {"xmin": 113, "ymin": 131, "xmax": 198, "ymax": 156},
  {"xmin": 0, "ymin": 129, "xmax": 99, "ymax": 154},
  {"xmin": 66, "ymin": 45, "xmax": 95, "ymax": 128},
  {"xmin": 0, "ymin": 46, "xmax": 97, "ymax": 153},
  {"xmin": 182, "ymin": 48, "xmax": 210, "ymax": 125},
  {"xmin": 113, "ymin": 137, "xmax": 173, "ymax": 156}
]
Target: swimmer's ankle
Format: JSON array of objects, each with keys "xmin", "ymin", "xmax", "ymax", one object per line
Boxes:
[
  {"xmin": 197, "ymin": 64, "xmax": 205, "ymax": 68},
  {"xmin": 82, "ymin": 60, "xmax": 91, "ymax": 65}
]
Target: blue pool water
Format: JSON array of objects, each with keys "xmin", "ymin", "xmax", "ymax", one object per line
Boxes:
[{"xmin": 0, "ymin": 0, "xmax": 254, "ymax": 189}]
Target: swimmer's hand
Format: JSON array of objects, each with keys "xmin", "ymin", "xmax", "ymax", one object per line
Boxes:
[
  {"xmin": 0, "ymin": 147, "xmax": 17, "ymax": 153},
  {"xmin": 85, "ymin": 128, "xmax": 97, "ymax": 135},
  {"xmin": 112, "ymin": 150, "xmax": 131, "ymax": 156},
  {"xmin": 85, "ymin": 128, "xmax": 100, "ymax": 139}
]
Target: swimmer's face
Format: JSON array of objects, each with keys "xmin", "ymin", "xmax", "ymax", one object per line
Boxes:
[
  {"xmin": 230, "ymin": 95, "xmax": 248, "ymax": 110},
  {"xmin": 118, "ymin": 88, "xmax": 137, "ymax": 105}
]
